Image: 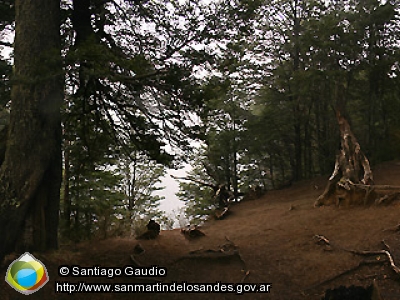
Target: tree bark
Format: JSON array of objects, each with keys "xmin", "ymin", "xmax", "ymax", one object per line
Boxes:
[
  {"xmin": 63, "ymin": 139, "xmax": 71, "ymax": 238},
  {"xmin": 0, "ymin": 0, "xmax": 63, "ymax": 261}
]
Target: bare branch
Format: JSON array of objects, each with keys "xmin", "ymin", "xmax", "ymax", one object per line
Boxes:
[{"xmin": 0, "ymin": 41, "xmax": 13, "ymax": 48}]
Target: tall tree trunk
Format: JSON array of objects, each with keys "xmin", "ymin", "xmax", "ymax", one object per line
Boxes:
[
  {"xmin": 63, "ymin": 140, "xmax": 71, "ymax": 238},
  {"xmin": 0, "ymin": 0, "xmax": 63, "ymax": 261},
  {"xmin": 291, "ymin": 0, "xmax": 302, "ymax": 181},
  {"xmin": 232, "ymin": 119, "xmax": 239, "ymax": 200},
  {"xmin": 269, "ymin": 154, "xmax": 275, "ymax": 189},
  {"xmin": 293, "ymin": 122, "xmax": 302, "ymax": 180}
]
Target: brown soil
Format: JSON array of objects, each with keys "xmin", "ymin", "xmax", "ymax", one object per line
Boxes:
[{"xmin": 2, "ymin": 161, "xmax": 400, "ymax": 299}]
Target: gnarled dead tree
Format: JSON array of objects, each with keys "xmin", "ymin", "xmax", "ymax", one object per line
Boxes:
[{"xmin": 314, "ymin": 110, "xmax": 375, "ymax": 207}]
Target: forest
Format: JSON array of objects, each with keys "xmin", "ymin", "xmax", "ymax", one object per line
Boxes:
[{"xmin": 0, "ymin": 0, "xmax": 399, "ymax": 262}]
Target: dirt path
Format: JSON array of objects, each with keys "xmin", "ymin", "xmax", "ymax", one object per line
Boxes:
[{"xmin": 2, "ymin": 161, "xmax": 400, "ymax": 299}]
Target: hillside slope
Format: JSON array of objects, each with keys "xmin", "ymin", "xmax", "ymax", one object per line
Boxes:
[{"xmin": 2, "ymin": 161, "xmax": 400, "ymax": 299}]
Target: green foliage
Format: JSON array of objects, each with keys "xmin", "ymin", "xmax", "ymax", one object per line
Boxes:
[
  {"xmin": 238, "ymin": 0, "xmax": 400, "ymax": 180},
  {"xmin": 179, "ymin": 180, "xmax": 215, "ymax": 225},
  {"xmin": 60, "ymin": 100, "xmax": 125, "ymax": 240},
  {"xmin": 61, "ymin": 102, "xmax": 170, "ymax": 240},
  {"xmin": 60, "ymin": 85, "xmax": 170, "ymax": 240},
  {"xmin": 176, "ymin": 148, "xmax": 217, "ymax": 225},
  {"xmin": 3, "ymin": 0, "xmax": 400, "ymax": 234},
  {"xmin": 60, "ymin": 0, "xmax": 248, "ymax": 165},
  {"xmin": 56, "ymin": 0, "xmax": 252, "ymax": 239},
  {"xmin": 61, "ymin": 138, "xmax": 169, "ymax": 240},
  {"xmin": 119, "ymin": 152, "xmax": 167, "ymax": 236},
  {"xmin": 178, "ymin": 0, "xmax": 400, "ymax": 212}
]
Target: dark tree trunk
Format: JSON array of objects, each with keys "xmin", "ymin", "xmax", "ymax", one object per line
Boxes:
[
  {"xmin": 0, "ymin": 0, "xmax": 63, "ymax": 261},
  {"xmin": 72, "ymin": 0, "xmax": 92, "ymax": 47},
  {"xmin": 291, "ymin": 0, "xmax": 302, "ymax": 181},
  {"xmin": 269, "ymin": 154, "xmax": 275, "ymax": 189},
  {"xmin": 304, "ymin": 114, "xmax": 312, "ymax": 178},
  {"xmin": 63, "ymin": 140, "xmax": 71, "ymax": 237},
  {"xmin": 293, "ymin": 122, "xmax": 302, "ymax": 180},
  {"xmin": 232, "ymin": 120, "xmax": 239, "ymax": 200}
]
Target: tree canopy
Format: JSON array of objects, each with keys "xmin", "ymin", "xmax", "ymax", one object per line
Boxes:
[
  {"xmin": 0, "ymin": 0, "xmax": 400, "ymax": 257},
  {"xmin": 177, "ymin": 0, "xmax": 400, "ymax": 214}
]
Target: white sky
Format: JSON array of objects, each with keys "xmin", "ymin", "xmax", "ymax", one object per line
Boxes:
[{"xmin": 157, "ymin": 164, "xmax": 192, "ymax": 214}]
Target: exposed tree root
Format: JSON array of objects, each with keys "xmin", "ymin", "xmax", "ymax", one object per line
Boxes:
[
  {"xmin": 354, "ymin": 184, "xmax": 400, "ymax": 191},
  {"xmin": 381, "ymin": 240, "xmax": 390, "ymax": 251},
  {"xmin": 314, "ymin": 234, "xmax": 331, "ymax": 246},
  {"xmin": 240, "ymin": 270, "xmax": 250, "ymax": 283},
  {"xmin": 130, "ymin": 254, "xmax": 142, "ymax": 267},
  {"xmin": 308, "ymin": 235, "xmax": 400, "ymax": 292},
  {"xmin": 315, "ymin": 110, "xmax": 375, "ymax": 207},
  {"xmin": 304, "ymin": 260, "xmax": 383, "ymax": 291},
  {"xmin": 215, "ymin": 207, "xmax": 229, "ymax": 219},
  {"xmin": 172, "ymin": 248, "xmax": 244, "ymax": 268},
  {"xmin": 375, "ymin": 193, "xmax": 400, "ymax": 205},
  {"xmin": 383, "ymin": 224, "xmax": 400, "ymax": 232},
  {"xmin": 348, "ymin": 249, "xmax": 400, "ymax": 275}
]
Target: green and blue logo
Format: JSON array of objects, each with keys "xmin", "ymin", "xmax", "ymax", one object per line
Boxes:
[{"xmin": 5, "ymin": 252, "xmax": 49, "ymax": 295}]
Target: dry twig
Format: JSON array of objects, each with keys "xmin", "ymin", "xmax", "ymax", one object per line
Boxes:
[
  {"xmin": 381, "ymin": 240, "xmax": 390, "ymax": 251},
  {"xmin": 240, "ymin": 270, "xmax": 250, "ymax": 283},
  {"xmin": 314, "ymin": 234, "xmax": 331, "ymax": 246}
]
